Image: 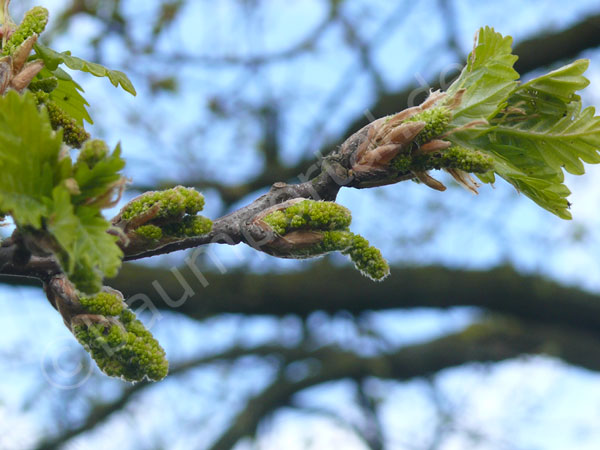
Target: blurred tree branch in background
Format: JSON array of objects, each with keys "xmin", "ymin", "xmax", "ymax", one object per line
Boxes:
[{"xmin": 35, "ymin": 315, "xmax": 600, "ymax": 449}]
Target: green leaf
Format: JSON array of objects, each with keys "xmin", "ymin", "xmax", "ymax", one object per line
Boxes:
[
  {"xmin": 73, "ymin": 143, "xmax": 126, "ymax": 205},
  {"xmin": 48, "ymin": 187, "xmax": 123, "ymax": 294},
  {"xmin": 0, "ymin": 90, "xmax": 63, "ymax": 227},
  {"xmin": 493, "ymin": 101, "xmax": 600, "ymax": 176},
  {"xmin": 0, "ymin": 91, "xmax": 124, "ymax": 292},
  {"xmin": 445, "ymin": 28, "xmax": 600, "ymax": 219},
  {"xmin": 70, "ymin": 207, "xmax": 123, "ymax": 293},
  {"xmin": 447, "ymin": 26, "xmax": 519, "ymax": 126},
  {"xmin": 519, "ymin": 59, "xmax": 590, "ymax": 104},
  {"xmin": 458, "ymin": 139, "xmax": 574, "ymax": 219},
  {"xmin": 38, "ymin": 67, "xmax": 93, "ymax": 126},
  {"xmin": 482, "ymin": 100, "xmax": 600, "ymax": 219},
  {"xmin": 34, "ymin": 43, "xmax": 136, "ymax": 96},
  {"xmin": 450, "ymin": 57, "xmax": 600, "ymax": 218}
]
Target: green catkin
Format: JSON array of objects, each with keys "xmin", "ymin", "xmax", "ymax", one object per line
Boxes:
[
  {"xmin": 406, "ymin": 107, "xmax": 452, "ymax": 144},
  {"xmin": 79, "ymin": 292, "xmax": 124, "ymax": 316},
  {"xmin": 263, "ymin": 200, "xmax": 389, "ymax": 281},
  {"xmin": 431, "ymin": 146, "xmax": 493, "ymax": 173},
  {"xmin": 73, "ymin": 294, "xmax": 168, "ymax": 382},
  {"xmin": 262, "ymin": 200, "xmax": 352, "ymax": 235},
  {"xmin": 162, "ymin": 215, "xmax": 213, "ymax": 237},
  {"xmin": 136, "ymin": 217, "xmax": 212, "ymax": 239},
  {"xmin": 135, "ymin": 224, "xmax": 163, "ymax": 241},
  {"xmin": 123, "ymin": 187, "xmax": 212, "ymax": 240},
  {"xmin": 390, "ymin": 155, "xmax": 412, "ymax": 173},
  {"xmin": 45, "ymin": 101, "xmax": 90, "ymax": 148},
  {"xmin": 2, "ymin": 7, "xmax": 49, "ymax": 55},
  {"xmin": 121, "ymin": 186, "xmax": 205, "ymax": 221},
  {"xmin": 391, "ymin": 145, "xmax": 494, "ymax": 174},
  {"xmin": 321, "ymin": 231, "xmax": 390, "ymax": 281},
  {"xmin": 73, "ymin": 309, "xmax": 169, "ymax": 382},
  {"xmin": 34, "ymin": 91, "xmax": 90, "ymax": 148}
]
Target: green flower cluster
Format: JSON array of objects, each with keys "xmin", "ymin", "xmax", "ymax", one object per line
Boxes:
[
  {"xmin": 429, "ymin": 145, "xmax": 493, "ymax": 173},
  {"xmin": 163, "ymin": 215, "xmax": 213, "ymax": 238},
  {"xmin": 391, "ymin": 155, "xmax": 412, "ymax": 173},
  {"xmin": 122, "ymin": 186, "xmax": 205, "ymax": 221},
  {"xmin": 134, "ymin": 216, "xmax": 213, "ymax": 241},
  {"xmin": 79, "ymin": 291, "xmax": 124, "ymax": 316},
  {"xmin": 263, "ymin": 200, "xmax": 389, "ymax": 281},
  {"xmin": 263, "ymin": 200, "xmax": 352, "ymax": 235},
  {"xmin": 321, "ymin": 231, "xmax": 390, "ymax": 281},
  {"xmin": 73, "ymin": 304, "xmax": 168, "ymax": 382},
  {"xmin": 391, "ymin": 145, "xmax": 494, "ymax": 174},
  {"xmin": 35, "ymin": 91, "xmax": 90, "ymax": 148},
  {"xmin": 406, "ymin": 107, "xmax": 452, "ymax": 144},
  {"xmin": 134, "ymin": 224, "xmax": 163, "ymax": 241},
  {"xmin": 45, "ymin": 100, "xmax": 90, "ymax": 148},
  {"xmin": 2, "ymin": 6, "xmax": 48, "ymax": 55},
  {"xmin": 123, "ymin": 186, "xmax": 212, "ymax": 240}
]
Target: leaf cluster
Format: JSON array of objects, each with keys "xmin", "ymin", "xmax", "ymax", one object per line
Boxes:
[
  {"xmin": 0, "ymin": 91, "xmax": 124, "ymax": 293},
  {"xmin": 446, "ymin": 27, "xmax": 600, "ymax": 219},
  {"xmin": 0, "ymin": 3, "xmax": 139, "ymax": 292}
]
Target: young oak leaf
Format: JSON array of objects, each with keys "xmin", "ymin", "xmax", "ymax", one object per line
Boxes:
[
  {"xmin": 0, "ymin": 91, "xmax": 124, "ymax": 292},
  {"xmin": 0, "ymin": 90, "xmax": 62, "ymax": 227},
  {"xmin": 445, "ymin": 29, "xmax": 600, "ymax": 219},
  {"xmin": 73, "ymin": 141, "xmax": 126, "ymax": 207},
  {"xmin": 446, "ymin": 26, "xmax": 519, "ymax": 126},
  {"xmin": 36, "ymin": 66, "xmax": 93, "ymax": 126},
  {"xmin": 47, "ymin": 187, "xmax": 123, "ymax": 294},
  {"xmin": 34, "ymin": 43, "xmax": 136, "ymax": 96}
]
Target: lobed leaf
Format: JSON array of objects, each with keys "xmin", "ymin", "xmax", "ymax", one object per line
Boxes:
[
  {"xmin": 446, "ymin": 29, "xmax": 600, "ymax": 219},
  {"xmin": 47, "ymin": 187, "xmax": 123, "ymax": 294},
  {"xmin": 73, "ymin": 143, "xmax": 126, "ymax": 205},
  {"xmin": 0, "ymin": 91, "xmax": 124, "ymax": 292},
  {"xmin": 34, "ymin": 43, "xmax": 136, "ymax": 96},
  {"xmin": 447, "ymin": 26, "xmax": 519, "ymax": 126},
  {"xmin": 0, "ymin": 90, "xmax": 62, "ymax": 227}
]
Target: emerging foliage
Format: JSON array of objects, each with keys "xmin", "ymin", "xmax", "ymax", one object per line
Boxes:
[
  {"xmin": 0, "ymin": 91, "xmax": 124, "ymax": 293},
  {"xmin": 0, "ymin": 90, "xmax": 64, "ymax": 227},
  {"xmin": 364, "ymin": 27, "xmax": 600, "ymax": 219},
  {"xmin": 447, "ymin": 26, "xmax": 519, "ymax": 126},
  {"xmin": 0, "ymin": 3, "xmax": 134, "ymax": 293},
  {"xmin": 445, "ymin": 27, "xmax": 600, "ymax": 219},
  {"xmin": 34, "ymin": 43, "xmax": 137, "ymax": 96}
]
